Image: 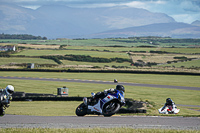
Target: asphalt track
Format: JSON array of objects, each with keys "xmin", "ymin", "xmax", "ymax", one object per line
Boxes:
[
  {"xmin": 0, "ymin": 115, "xmax": 199, "ymax": 130},
  {"xmin": 0, "ymin": 76, "xmax": 200, "ymax": 91}
]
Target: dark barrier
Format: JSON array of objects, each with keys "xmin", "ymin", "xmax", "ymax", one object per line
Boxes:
[
  {"xmin": 12, "ymin": 96, "xmax": 83, "ymax": 101},
  {"xmin": 0, "ymin": 68, "xmax": 199, "ymax": 76}
]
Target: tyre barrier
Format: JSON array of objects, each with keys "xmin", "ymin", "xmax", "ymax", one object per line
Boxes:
[
  {"xmin": 12, "ymin": 96, "xmax": 83, "ymax": 101},
  {"xmin": 118, "ymin": 108, "xmax": 146, "ymax": 114}
]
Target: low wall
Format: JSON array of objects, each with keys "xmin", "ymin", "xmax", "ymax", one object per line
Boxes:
[{"xmin": 0, "ymin": 68, "xmax": 199, "ymax": 75}]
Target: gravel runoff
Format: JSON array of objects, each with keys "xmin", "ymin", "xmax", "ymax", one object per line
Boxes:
[{"xmin": 0, "ymin": 115, "xmax": 199, "ymax": 130}]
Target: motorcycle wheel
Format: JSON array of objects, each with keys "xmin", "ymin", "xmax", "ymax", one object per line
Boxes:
[
  {"xmin": 75, "ymin": 103, "xmax": 87, "ymax": 116},
  {"xmin": 102, "ymin": 101, "xmax": 120, "ymax": 117},
  {"xmin": 0, "ymin": 107, "xmax": 5, "ymax": 117}
]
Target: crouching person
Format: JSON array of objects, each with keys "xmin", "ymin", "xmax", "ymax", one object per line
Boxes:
[{"xmin": 0, "ymin": 85, "xmax": 14, "ymax": 116}]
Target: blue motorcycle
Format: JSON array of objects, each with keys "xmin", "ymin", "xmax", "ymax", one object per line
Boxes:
[{"xmin": 76, "ymin": 90, "xmax": 125, "ymax": 117}]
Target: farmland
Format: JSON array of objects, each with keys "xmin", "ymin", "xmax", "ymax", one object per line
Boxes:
[{"xmin": 0, "ymin": 38, "xmax": 200, "ymax": 73}]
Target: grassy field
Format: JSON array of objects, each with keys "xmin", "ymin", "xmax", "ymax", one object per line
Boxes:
[
  {"xmin": 13, "ymin": 49, "xmax": 130, "ymax": 59},
  {"xmin": 0, "ymin": 57, "xmax": 57, "ymax": 65},
  {"xmin": 0, "ymin": 127, "xmax": 199, "ymax": 133},
  {"xmin": 0, "ymin": 72, "xmax": 200, "ymax": 87},
  {"xmin": 61, "ymin": 60, "xmax": 131, "ymax": 68},
  {"xmin": 1, "ymin": 41, "xmax": 200, "ymax": 72},
  {"xmin": 161, "ymin": 59, "xmax": 200, "ymax": 68},
  {"xmin": 65, "ymin": 46, "xmax": 200, "ymax": 54},
  {"xmin": 1, "ymin": 38, "xmax": 200, "ymax": 47},
  {"xmin": 0, "ymin": 72, "xmax": 199, "ymax": 116}
]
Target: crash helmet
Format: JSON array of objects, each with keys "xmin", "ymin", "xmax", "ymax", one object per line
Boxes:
[
  {"xmin": 166, "ymin": 98, "xmax": 172, "ymax": 105},
  {"xmin": 5, "ymin": 85, "xmax": 14, "ymax": 95},
  {"xmin": 116, "ymin": 85, "xmax": 125, "ymax": 93}
]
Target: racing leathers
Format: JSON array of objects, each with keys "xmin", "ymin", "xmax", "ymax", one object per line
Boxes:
[
  {"xmin": 161, "ymin": 100, "xmax": 177, "ymax": 113},
  {"xmin": 90, "ymin": 88, "xmax": 117, "ymax": 104},
  {"xmin": 0, "ymin": 89, "xmax": 12, "ymax": 116}
]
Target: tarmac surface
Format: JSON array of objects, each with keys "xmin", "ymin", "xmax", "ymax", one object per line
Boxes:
[{"xmin": 0, "ymin": 115, "xmax": 200, "ymax": 130}]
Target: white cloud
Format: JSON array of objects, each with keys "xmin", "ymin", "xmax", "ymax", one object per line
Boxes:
[
  {"xmin": 119, "ymin": 0, "xmax": 200, "ymax": 23},
  {"xmin": 20, "ymin": 5, "xmax": 41, "ymax": 9},
  {"xmin": 172, "ymin": 13, "xmax": 200, "ymax": 24},
  {"xmin": 121, "ymin": 0, "xmax": 166, "ymax": 9}
]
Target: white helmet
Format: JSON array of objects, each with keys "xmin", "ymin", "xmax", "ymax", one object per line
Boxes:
[{"xmin": 5, "ymin": 85, "xmax": 14, "ymax": 95}]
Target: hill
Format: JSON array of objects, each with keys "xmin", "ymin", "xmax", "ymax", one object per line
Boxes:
[
  {"xmin": 0, "ymin": 3, "xmax": 179, "ymax": 39},
  {"xmin": 90, "ymin": 22, "xmax": 200, "ymax": 38},
  {"xmin": 191, "ymin": 20, "xmax": 200, "ymax": 26},
  {"xmin": 0, "ymin": 3, "xmax": 200, "ymax": 39}
]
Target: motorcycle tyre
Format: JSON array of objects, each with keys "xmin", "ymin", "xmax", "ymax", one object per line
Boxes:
[
  {"xmin": 75, "ymin": 103, "xmax": 87, "ymax": 116},
  {"xmin": 103, "ymin": 102, "xmax": 120, "ymax": 117},
  {"xmin": 0, "ymin": 107, "xmax": 5, "ymax": 117}
]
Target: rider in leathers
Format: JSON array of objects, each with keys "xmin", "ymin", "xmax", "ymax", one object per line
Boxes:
[
  {"xmin": 161, "ymin": 98, "xmax": 177, "ymax": 113},
  {"xmin": 90, "ymin": 85, "xmax": 125, "ymax": 104},
  {"xmin": 0, "ymin": 85, "xmax": 14, "ymax": 116}
]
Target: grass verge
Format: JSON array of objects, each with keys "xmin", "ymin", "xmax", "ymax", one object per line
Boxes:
[
  {"xmin": 0, "ymin": 72, "xmax": 199, "ymax": 116},
  {"xmin": 0, "ymin": 128, "xmax": 199, "ymax": 133}
]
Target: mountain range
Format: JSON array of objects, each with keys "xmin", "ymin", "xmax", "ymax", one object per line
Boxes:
[{"xmin": 0, "ymin": 3, "xmax": 200, "ymax": 39}]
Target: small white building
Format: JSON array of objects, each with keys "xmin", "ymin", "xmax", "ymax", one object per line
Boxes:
[{"xmin": 0, "ymin": 45, "xmax": 16, "ymax": 51}]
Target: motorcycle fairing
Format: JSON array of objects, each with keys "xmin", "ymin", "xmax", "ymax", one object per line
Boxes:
[
  {"xmin": 108, "ymin": 91, "xmax": 125, "ymax": 105},
  {"xmin": 158, "ymin": 107, "xmax": 180, "ymax": 114},
  {"xmin": 88, "ymin": 94, "xmax": 116, "ymax": 114}
]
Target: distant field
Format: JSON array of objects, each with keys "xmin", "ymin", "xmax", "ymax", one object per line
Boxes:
[
  {"xmin": 160, "ymin": 48, "xmax": 200, "ymax": 54},
  {"xmin": 161, "ymin": 59, "xmax": 200, "ymax": 68},
  {"xmin": 0, "ymin": 39, "xmax": 200, "ymax": 72},
  {"xmin": 60, "ymin": 60, "xmax": 132, "ymax": 68},
  {"xmin": 65, "ymin": 46, "xmax": 158, "ymax": 52},
  {"xmin": 13, "ymin": 49, "xmax": 130, "ymax": 59},
  {"xmin": 0, "ymin": 39, "xmax": 132, "ymax": 46},
  {"xmin": 18, "ymin": 43, "xmax": 60, "ymax": 49},
  {"xmin": 0, "ymin": 57, "xmax": 57, "ymax": 65},
  {"xmin": 65, "ymin": 46, "xmax": 200, "ymax": 54},
  {"xmin": 1, "ymin": 38, "xmax": 200, "ymax": 47}
]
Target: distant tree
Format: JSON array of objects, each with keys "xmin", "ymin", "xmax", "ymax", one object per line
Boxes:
[{"xmin": 0, "ymin": 34, "xmax": 47, "ymax": 40}]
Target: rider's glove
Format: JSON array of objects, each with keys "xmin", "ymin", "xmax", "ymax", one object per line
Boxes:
[
  {"xmin": 3, "ymin": 95, "xmax": 7, "ymax": 100},
  {"xmin": 109, "ymin": 88, "xmax": 114, "ymax": 92},
  {"xmin": 9, "ymin": 96, "xmax": 12, "ymax": 101},
  {"xmin": 104, "ymin": 89, "xmax": 108, "ymax": 95}
]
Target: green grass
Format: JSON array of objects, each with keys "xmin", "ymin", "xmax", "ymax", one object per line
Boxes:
[
  {"xmin": 13, "ymin": 49, "xmax": 130, "ymax": 59},
  {"xmin": 2, "ymin": 77, "xmax": 199, "ymax": 105},
  {"xmin": 65, "ymin": 46, "xmax": 200, "ymax": 54},
  {"xmin": 161, "ymin": 59, "xmax": 200, "ymax": 68},
  {"xmin": 1, "ymin": 43, "xmax": 199, "ymax": 71},
  {"xmin": 160, "ymin": 48, "xmax": 200, "ymax": 54},
  {"xmin": 6, "ymin": 101, "xmax": 78, "ymax": 116},
  {"xmin": 0, "ymin": 72, "xmax": 199, "ymax": 87},
  {"xmin": 65, "ymin": 46, "xmax": 157, "ymax": 52},
  {"xmin": 0, "ymin": 128, "xmax": 199, "ymax": 133},
  {"xmin": 61, "ymin": 60, "xmax": 132, "ymax": 67},
  {"xmin": 0, "ymin": 72, "xmax": 199, "ymax": 116},
  {"xmin": 0, "ymin": 57, "xmax": 57, "ymax": 65}
]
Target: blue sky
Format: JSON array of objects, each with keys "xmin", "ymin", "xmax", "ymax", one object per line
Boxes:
[{"xmin": 1, "ymin": 0, "xmax": 200, "ymax": 24}]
